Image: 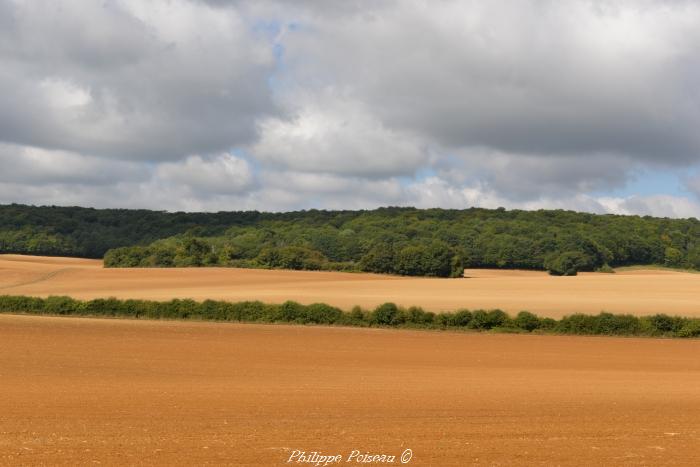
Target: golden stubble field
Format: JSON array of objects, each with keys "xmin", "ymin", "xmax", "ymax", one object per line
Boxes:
[
  {"xmin": 1, "ymin": 314, "xmax": 700, "ymax": 465},
  {"xmin": 1, "ymin": 254, "xmax": 700, "ymax": 317}
]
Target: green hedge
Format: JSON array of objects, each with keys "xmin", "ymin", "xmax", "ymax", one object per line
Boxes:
[{"xmin": 1, "ymin": 295, "xmax": 699, "ymax": 338}]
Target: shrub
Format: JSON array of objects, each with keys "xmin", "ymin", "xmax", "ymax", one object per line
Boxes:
[
  {"xmin": 260, "ymin": 304, "xmax": 283, "ymax": 322},
  {"xmin": 359, "ymin": 243, "xmax": 396, "ymax": 274},
  {"xmin": 556, "ymin": 313, "xmax": 643, "ymax": 336},
  {"xmin": 304, "ymin": 303, "xmax": 343, "ymax": 324},
  {"xmin": 433, "ymin": 313, "xmax": 450, "ymax": 327},
  {"xmin": 394, "ymin": 241, "xmax": 457, "ymax": 277},
  {"xmin": 44, "ymin": 296, "xmax": 82, "ymax": 315},
  {"xmin": 514, "ymin": 311, "xmax": 541, "ymax": 332},
  {"xmin": 556, "ymin": 314, "xmax": 597, "ymax": 334},
  {"xmin": 538, "ymin": 317, "xmax": 558, "ymax": 330},
  {"xmin": 278, "ymin": 301, "xmax": 305, "ymax": 322},
  {"xmin": 545, "ymin": 251, "xmax": 589, "ymax": 276},
  {"xmin": 371, "ymin": 303, "xmax": 400, "ymax": 326},
  {"xmin": 646, "ymin": 314, "xmax": 686, "ymax": 335},
  {"xmin": 256, "ymin": 246, "xmax": 327, "ymax": 271},
  {"xmin": 345, "ymin": 305, "xmax": 367, "ymax": 325},
  {"xmin": 231, "ymin": 301, "xmax": 266, "ymax": 321},
  {"xmin": 174, "ymin": 238, "xmax": 213, "ymax": 267},
  {"xmin": 678, "ymin": 320, "xmax": 700, "ymax": 338},
  {"xmin": 596, "ymin": 264, "xmax": 615, "ymax": 273},
  {"xmin": 664, "ymin": 247, "xmax": 683, "ymax": 267},
  {"xmin": 469, "ymin": 309, "xmax": 509, "ymax": 330},
  {"xmin": 85, "ymin": 297, "xmax": 124, "ymax": 316},
  {"xmin": 448, "ymin": 309, "xmax": 473, "ymax": 327},
  {"xmin": 406, "ymin": 306, "xmax": 435, "ymax": 325},
  {"xmin": 0, "ymin": 293, "xmax": 698, "ymax": 339},
  {"xmin": 592, "ymin": 312, "xmax": 641, "ymax": 335},
  {"xmin": 0, "ymin": 295, "xmax": 44, "ymax": 312},
  {"xmin": 199, "ymin": 299, "xmax": 225, "ymax": 320}
]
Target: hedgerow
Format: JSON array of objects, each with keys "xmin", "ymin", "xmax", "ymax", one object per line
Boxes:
[{"xmin": 1, "ymin": 295, "xmax": 699, "ymax": 338}]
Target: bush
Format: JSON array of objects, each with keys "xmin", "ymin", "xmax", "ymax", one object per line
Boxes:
[
  {"xmin": 371, "ymin": 303, "xmax": 400, "ymax": 325},
  {"xmin": 538, "ymin": 317, "xmax": 558, "ymax": 330},
  {"xmin": 469, "ymin": 309, "xmax": 509, "ymax": 330},
  {"xmin": 1, "ymin": 293, "xmax": 698, "ymax": 339},
  {"xmin": 231, "ymin": 301, "xmax": 266, "ymax": 321},
  {"xmin": 394, "ymin": 241, "xmax": 458, "ymax": 278},
  {"xmin": 345, "ymin": 306, "xmax": 368, "ymax": 325},
  {"xmin": 0, "ymin": 295, "xmax": 44, "ymax": 312},
  {"xmin": 278, "ymin": 301, "xmax": 305, "ymax": 322},
  {"xmin": 596, "ymin": 264, "xmax": 615, "ymax": 273},
  {"xmin": 545, "ymin": 251, "xmax": 590, "ymax": 276},
  {"xmin": 174, "ymin": 238, "xmax": 214, "ymax": 267},
  {"xmin": 304, "ymin": 303, "xmax": 343, "ymax": 324},
  {"xmin": 678, "ymin": 320, "xmax": 700, "ymax": 338},
  {"xmin": 359, "ymin": 243, "xmax": 396, "ymax": 274},
  {"xmin": 556, "ymin": 314, "xmax": 597, "ymax": 334},
  {"xmin": 256, "ymin": 246, "xmax": 327, "ymax": 271},
  {"xmin": 405, "ymin": 306, "xmax": 435, "ymax": 325},
  {"xmin": 43, "ymin": 296, "xmax": 82, "ymax": 315},
  {"xmin": 556, "ymin": 313, "xmax": 643, "ymax": 336},
  {"xmin": 448, "ymin": 309, "xmax": 473, "ymax": 327},
  {"xmin": 514, "ymin": 311, "xmax": 541, "ymax": 331},
  {"xmin": 593, "ymin": 312, "xmax": 641, "ymax": 335},
  {"xmin": 646, "ymin": 314, "xmax": 686, "ymax": 335}
]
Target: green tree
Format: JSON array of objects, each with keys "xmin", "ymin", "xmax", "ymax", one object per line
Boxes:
[
  {"xmin": 544, "ymin": 251, "xmax": 589, "ymax": 276},
  {"xmin": 174, "ymin": 238, "xmax": 213, "ymax": 267},
  {"xmin": 664, "ymin": 247, "xmax": 683, "ymax": 267}
]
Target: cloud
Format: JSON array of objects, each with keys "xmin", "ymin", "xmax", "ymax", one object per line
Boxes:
[
  {"xmin": 0, "ymin": 143, "xmax": 144, "ymax": 186},
  {"xmin": 274, "ymin": 0, "xmax": 700, "ymax": 162},
  {"xmin": 598, "ymin": 194, "xmax": 700, "ymax": 218},
  {"xmin": 436, "ymin": 148, "xmax": 636, "ymax": 201},
  {"xmin": 1, "ymin": 0, "xmax": 700, "ymax": 217},
  {"xmin": 252, "ymin": 97, "xmax": 427, "ymax": 178},
  {"xmin": 0, "ymin": 0, "xmax": 276, "ymax": 160},
  {"xmin": 155, "ymin": 153, "xmax": 255, "ymax": 195}
]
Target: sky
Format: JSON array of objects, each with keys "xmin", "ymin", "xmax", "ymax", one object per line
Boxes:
[{"xmin": 1, "ymin": 0, "xmax": 700, "ymax": 217}]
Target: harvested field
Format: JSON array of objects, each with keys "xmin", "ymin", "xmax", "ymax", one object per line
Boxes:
[
  {"xmin": 2, "ymin": 254, "xmax": 700, "ymax": 317},
  {"xmin": 1, "ymin": 314, "xmax": 700, "ymax": 465}
]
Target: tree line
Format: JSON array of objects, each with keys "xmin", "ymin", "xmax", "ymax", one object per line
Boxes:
[
  {"xmin": 1, "ymin": 294, "xmax": 699, "ymax": 338},
  {"xmin": 3, "ymin": 203, "xmax": 700, "ymax": 276}
]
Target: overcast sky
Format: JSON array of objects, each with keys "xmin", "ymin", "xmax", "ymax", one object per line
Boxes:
[{"xmin": 2, "ymin": 0, "xmax": 700, "ymax": 216}]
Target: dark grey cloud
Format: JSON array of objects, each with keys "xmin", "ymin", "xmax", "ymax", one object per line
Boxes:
[
  {"xmin": 274, "ymin": 0, "xmax": 700, "ymax": 164},
  {"xmin": 0, "ymin": 0, "xmax": 276, "ymax": 161}
]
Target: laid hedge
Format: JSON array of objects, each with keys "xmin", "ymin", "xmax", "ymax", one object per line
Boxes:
[{"xmin": 1, "ymin": 295, "xmax": 699, "ymax": 338}]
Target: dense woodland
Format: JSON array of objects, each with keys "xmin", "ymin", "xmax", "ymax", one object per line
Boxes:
[{"xmin": 2, "ymin": 204, "xmax": 700, "ymax": 277}]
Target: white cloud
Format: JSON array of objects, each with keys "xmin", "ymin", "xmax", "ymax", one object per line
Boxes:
[
  {"xmin": 155, "ymin": 153, "xmax": 255, "ymax": 195},
  {"xmin": 0, "ymin": 143, "xmax": 143, "ymax": 185},
  {"xmin": 39, "ymin": 78, "xmax": 92, "ymax": 109},
  {"xmin": 252, "ymin": 96, "xmax": 427, "ymax": 178},
  {"xmin": 598, "ymin": 194, "xmax": 700, "ymax": 218}
]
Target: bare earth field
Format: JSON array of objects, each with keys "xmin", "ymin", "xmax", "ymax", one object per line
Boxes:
[
  {"xmin": 2, "ymin": 254, "xmax": 700, "ymax": 317},
  {"xmin": 1, "ymin": 314, "xmax": 700, "ymax": 466}
]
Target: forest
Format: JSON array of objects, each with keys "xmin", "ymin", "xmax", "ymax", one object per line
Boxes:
[{"xmin": 2, "ymin": 203, "xmax": 700, "ymax": 277}]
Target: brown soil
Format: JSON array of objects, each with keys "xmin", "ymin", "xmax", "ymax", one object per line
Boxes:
[
  {"xmin": 2, "ymin": 254, "xmax": 700, "ymax": 317},
  {"xmin": 1, "ymin": 314, "xmax": 699, "ymax": 465}
]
